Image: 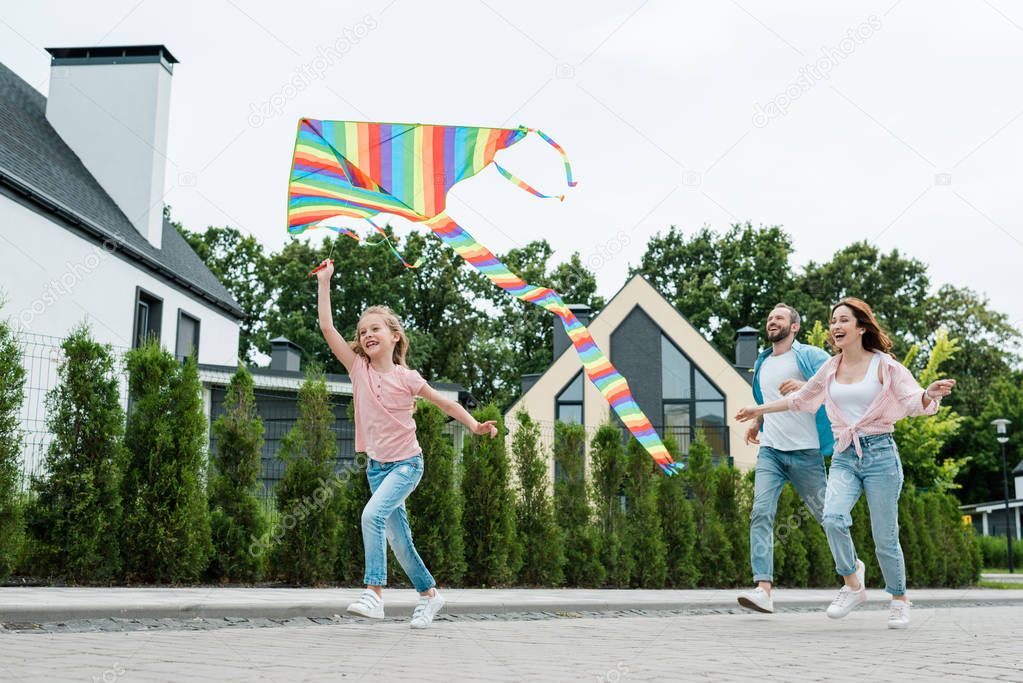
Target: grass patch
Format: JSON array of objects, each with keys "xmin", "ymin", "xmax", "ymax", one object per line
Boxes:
[{"xmin": 975, "ymin": 580, "xmax": 1023, "ymax": 590}]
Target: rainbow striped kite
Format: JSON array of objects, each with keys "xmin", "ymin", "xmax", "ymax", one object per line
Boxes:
[{"xmin": 287, "ymin": 119, "xmax": 682, "ymax": 474}]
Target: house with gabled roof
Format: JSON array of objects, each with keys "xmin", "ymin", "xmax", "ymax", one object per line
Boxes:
[
  {"xmin": 505, "ymin": 274, "xmax": 759, "ymax": 478},
  {"xmin": 0, "ymin": 45, "xmax": 242, "ymax": 360}
]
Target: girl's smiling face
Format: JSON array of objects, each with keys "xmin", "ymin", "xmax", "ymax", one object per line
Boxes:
[
  {"xmin": 830, "ymin": 304, "xmax": 862, "ymax": 351},
  {"xmin": 358, "ymin": 314, "xmax": 398, "ymax": 360}
]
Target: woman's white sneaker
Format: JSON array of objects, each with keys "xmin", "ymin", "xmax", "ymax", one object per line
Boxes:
[
  {"xmin": 410, "ymin": 590, "xmax": 445, "ymax": 629},
  {"xmin": 347, "ymin": 589, "xmax": 384, "ymax": 619},
  {"xmin": 888, "ymin": 600, "xmax": 911, "ymax": 629},
  {"xmin": 737, "ymin": 587, "xmax": 774, "ymax": 614},
  {"xmin": 826, "ymin": 585, "xmax": 866, "ymax": 619}
]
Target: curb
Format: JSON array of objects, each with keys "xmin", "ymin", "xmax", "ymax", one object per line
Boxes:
[{"xmin": 3, "ymin": 592, "xmax": 1022, "ymax": 623}]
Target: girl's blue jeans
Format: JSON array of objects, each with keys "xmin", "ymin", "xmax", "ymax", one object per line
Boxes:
[
  {"xmin": 822, "ymin": 433, "xmax": 907, "ymax": 596},
  {"xmin": 362, "ymin": 454, "xmax": 435, "ymax": 593}
]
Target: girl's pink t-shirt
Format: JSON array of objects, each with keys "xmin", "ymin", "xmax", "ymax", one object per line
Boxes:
[{"xmin": 350, "ymin": 355, "xmax": 428, "ymax": 462}]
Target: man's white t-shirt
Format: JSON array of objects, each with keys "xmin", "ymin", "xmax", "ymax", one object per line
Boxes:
[{"xmin": 758, "ymin": 349, "xmax": 821, "ymax": 451}]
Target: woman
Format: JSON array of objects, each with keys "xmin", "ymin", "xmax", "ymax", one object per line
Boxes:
[{"xmin": 736, "ymin": 297, "xmax": 955, "ymax": 629}]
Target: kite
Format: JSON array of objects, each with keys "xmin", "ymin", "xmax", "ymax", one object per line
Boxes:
[{"xmin": 287, "ymin": 119, "xmax": 682, "ymax": 475}]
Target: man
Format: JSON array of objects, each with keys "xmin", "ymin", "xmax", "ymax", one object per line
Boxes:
[{"xmin": 737, "ymin": 303, "xmax": 839, "ymax": 613}]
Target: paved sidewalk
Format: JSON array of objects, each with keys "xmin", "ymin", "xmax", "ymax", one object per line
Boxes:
[
  {"xmin": 1, "ymin": 585, "xmax": 1021, "ymax": 622},
  {"xmin": 2, "ymin": 605, "xmax": 1020, "ymax": 682}
]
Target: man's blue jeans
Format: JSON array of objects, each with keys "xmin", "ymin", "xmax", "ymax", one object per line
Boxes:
[
  {"xmin": 750, "ymin": 446, "xmax": 828, "ymax": 583},
  {"xmin": 362, "ymin": 454, "xmax": 435, "ymax": 593},
  {"xmin": 822, "ymin": 433, "xmax": 906, "ymax": 596}
]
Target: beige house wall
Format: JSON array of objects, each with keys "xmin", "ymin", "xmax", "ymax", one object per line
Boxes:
[{"xmin": 504, "ymin": 276, "xmax": 758, "ymax": 480}]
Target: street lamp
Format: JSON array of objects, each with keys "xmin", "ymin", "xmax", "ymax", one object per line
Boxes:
[{"xmin": 992, "ymin": 419, "xmax": 1014, "ymax": 573}]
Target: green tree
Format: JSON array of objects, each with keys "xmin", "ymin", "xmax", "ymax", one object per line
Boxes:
[
  {"xmin": 685, "ymin": 433, "xmax": 735, "ymax": 585},
  {"xmin": 795, "ymin": 241, "xmax": 931, "ymax": 359},
  {"xmin": 713, "ymin": 462, "xmax": 751, "ymax": 586},
  {"xmin": 658, "ymin": 435, "xmax": 699, "ymax": 587},
  {"xmin": 407, "ymin": 402, "xmax": 466, "ymax": 585},
  {"xmin": 625, "ymin": 438, "xmax": 668, "ymax": 588},
  {"xmin": 632, "ymin": 223, "xmax": 796, "ymax": 356},
  {"xmin": 121, "ymin": 344, "xmax": 212, "ymax": 582},
  {"xmin": 589, "ymin": 424, "xmax": 632, "ymax": 586},
  {"xmin": 334, "ymin": 455, "xmax": 370, "ymax": 585},
  {"xmin": 0, "ymin": 316, "xmax": 26, "ymax": 580},
  {"xmin": 26, "ymin": 326, "xmax": 124, "ymax": 582},
  {"xmin": 893, "ymin": 330, "xmax": 965, "ymax": 490},
  {"xmin": 461, "ymin": 405, "xmax": 520, "ymax": 585},
  {"xmin": 554, "ymin": 421, "xmax": 606, "ymax": 586},
  {"xmin": 208, "ymin": 366, "xmax": 267, "ymax": 582},
  {"xmin": 511, "ymin": 410, "xmax": 564, "ymax": 586},
  {"xmin": 269, "ymin": 369, "xmax": 341, "ymax": 584},
  {"xmin": 950, "ymin": 370, "xmax": 1023, "ymax": 504}
]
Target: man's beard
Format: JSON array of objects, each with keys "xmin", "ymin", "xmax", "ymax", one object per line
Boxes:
[{"xmin": 766, "ymin": 328, "xmax": 791, "ymax": 343}]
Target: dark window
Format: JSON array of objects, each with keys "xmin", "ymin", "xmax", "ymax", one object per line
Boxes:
[
  {"xmin": 555, "ymin": 371, "xmax": 584, "ymax": 424},
  {"xmin": 554, "ymin": 371, "xmax": 585, "ymax": 482},
  {"xmin": 132, "ymin": 288, "xmax": 163, "ymax": 348},
  {"xmin": 175, "ymin": 310, "xmax": 200, "ymax": 361},
  {"xmin": 660, "ymin": 334, "xmax": 727, "ymax": 456}
]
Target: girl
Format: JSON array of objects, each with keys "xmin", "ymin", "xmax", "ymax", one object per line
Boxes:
[
  {"xmin": 736, "ymin": 297, "xmax": 955, "ymax": 629},
  {"xmin": 315, "ymin": 258, "xmax": 497, "ymax": 629}
]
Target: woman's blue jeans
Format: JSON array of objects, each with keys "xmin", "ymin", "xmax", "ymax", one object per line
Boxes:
[
  {"xmin": 822, "ymin": 433, "xmax": 906, "ymax": 596},
  {"xmin": 362, "ymin": 454, "xmax": 435, "ymax": 593}
]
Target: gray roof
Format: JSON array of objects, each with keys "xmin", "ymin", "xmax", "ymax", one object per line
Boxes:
[{"xmin": 0, "ymin": 60, "xmax": 242, "ymax": 319}]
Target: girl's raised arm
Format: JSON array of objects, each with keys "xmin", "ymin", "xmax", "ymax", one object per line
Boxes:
[
  {"xmin": 315, "ymin": 259, "xmax": 357, "ymax": 373},
  {"xmin": 417, "ymin": 384, "xmax": 498, "ymax": 438}
]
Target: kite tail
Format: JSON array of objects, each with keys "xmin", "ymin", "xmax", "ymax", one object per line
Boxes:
[
  {"xmin": 528, "ymin": 128, "xmax": 576, "ymax": 187},
  {"xmin": 424, "ymin": 211, "xmax": 683, "ymax": 476},
  {"xmin": 492, "ymin": 162, "xmax": 565, "ymax": 201},
  {"xmin": 365, "ymin": 219, "xmax": 423, "ymax": 269}
]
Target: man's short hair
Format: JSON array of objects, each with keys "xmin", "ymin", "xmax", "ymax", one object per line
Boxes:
[{"xmin": 772, "ymin": 303, "xmax": 800, "ymax": 326}]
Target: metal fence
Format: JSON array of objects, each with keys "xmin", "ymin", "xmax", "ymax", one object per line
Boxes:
[
  {"xmin": 16, "ymin": 331, "xmax": 131, "ymax": 488},
  {"xmin": 13, "ymin": 331, "xmax": 732, "ymax": 518}
]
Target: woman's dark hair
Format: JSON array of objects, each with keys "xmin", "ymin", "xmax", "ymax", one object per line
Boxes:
[{"xmin": 829, "ymin": 297, "xmax": 893, "ymax": 355}]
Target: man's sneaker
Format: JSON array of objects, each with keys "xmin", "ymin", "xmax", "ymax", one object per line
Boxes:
[
  {"xmin": 737, "ymin": 587, "xmax": 774, "ymax": 614},
  {"xmin": 826, "ymin": 585, "xmax": 866, "ymax": 619},
  {"xmin": 854, "ymin": 558, "xmax": 866, "ymax": 590},
  {"xmin": 888, "ymin": 600, "xmax": 911, "ymax": 629},
  {"xmin": 410, "ymin": 590, "xmax": 445, "ymax": 629},
  {"xmin": 346, "ymin": 589, "xmax": 384, "ymax": 619}
]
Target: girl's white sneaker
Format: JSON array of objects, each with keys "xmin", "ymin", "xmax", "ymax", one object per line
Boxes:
[
  {"xmin": 347, "ymin": 589, "xmax": 384, "ymax": 619},
  {"xmin": 410, "ymin": 590, "xmax": 445, "ymax": 629},
  {"xmin": 887, "ymin": 599, "xmax": 911, "ymax": 629}
]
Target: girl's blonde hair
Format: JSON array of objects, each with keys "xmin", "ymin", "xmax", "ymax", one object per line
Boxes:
[{"xmin": 351, "ymin": 305, "xmax": 410, "ymax": 366}]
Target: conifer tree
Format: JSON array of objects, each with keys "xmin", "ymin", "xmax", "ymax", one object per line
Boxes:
[{"xmin": 27, "ymin": 325, "xmax": 124, "ymax": 582}]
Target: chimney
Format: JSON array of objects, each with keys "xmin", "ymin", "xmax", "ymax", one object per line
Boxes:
[
  {"xmin": 45, "ymin": 45, "xmax": 178, "ymax": 250},
  {"xmin": 270, "ymin": 337, "xmax": 303, "ymax": 373},
  {"xmin": 554, "ymin": 304, "xmax": 592, "ymax": 360},
  {"xmin": 734, "ymin": 326, "xmax": 759, "ymax": 370}
]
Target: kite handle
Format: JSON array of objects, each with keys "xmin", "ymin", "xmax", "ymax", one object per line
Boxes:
[{"xmin": 308, "ymin": 259, "xmax": 333, "ymax": 277}]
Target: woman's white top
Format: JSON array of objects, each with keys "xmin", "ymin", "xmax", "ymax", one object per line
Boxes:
[{"xmin": 829, "ymin": 353, "xmax": 882, "ymax": 425}]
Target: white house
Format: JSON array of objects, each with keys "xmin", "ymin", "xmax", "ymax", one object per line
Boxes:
[
  {"xmin": 0, "ymin": 45, "xmax": 242, "ymax": 361},
  {"xmin": 0, "ymin": 45, "xmax": 242, "ymax": 479}
]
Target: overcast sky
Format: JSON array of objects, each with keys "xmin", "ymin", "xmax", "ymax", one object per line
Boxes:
[{"xmin": 3, "ymin": 1, "xmax": 1022, "ymax": 336}]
